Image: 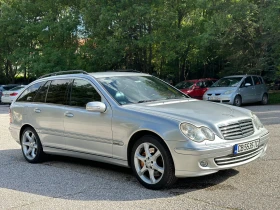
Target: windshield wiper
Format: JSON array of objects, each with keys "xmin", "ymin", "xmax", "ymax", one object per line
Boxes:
[{"xmin": 137, "ymin": 100, "xmax": 157, "ymax": 103}]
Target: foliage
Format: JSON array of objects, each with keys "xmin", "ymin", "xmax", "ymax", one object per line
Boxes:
[{"xmin": 0, "ymin": 0, "xmax": 279, "ymax": 84}]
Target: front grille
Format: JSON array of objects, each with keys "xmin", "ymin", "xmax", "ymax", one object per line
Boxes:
[
  {"xmin": 214, "ymin": 146, "xmax": 264, "ymax": 166},
  {"xmin": 219, "ymin": 119, "xmax": 254, "ymax": 140}
]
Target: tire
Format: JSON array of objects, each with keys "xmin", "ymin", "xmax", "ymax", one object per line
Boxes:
[
  {"xmin": 233, "ymin": 95, "xmax": 242, "ymax": 107},
  {"xmin": 260, "ymin": 93, "xmax": 268, "ymax": 105},
  {"xmin": 21, "ymin": 127, "xmax": 45, "ymax": 163},
  {"xmin": 131, "ymin": 135, "xmax": 177, "ymax": 190}
]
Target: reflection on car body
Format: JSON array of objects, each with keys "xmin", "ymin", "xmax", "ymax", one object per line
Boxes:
[{"xmin": 9, "ymin": 71, "xmax": 269, "ymax": 189}]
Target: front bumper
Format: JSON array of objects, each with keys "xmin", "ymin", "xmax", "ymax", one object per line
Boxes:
[
  {"xmin": 202, "ymin": 94, "xmax": 234, "ymax": 104},
  {"xmin": 168, "ymin": 131, "xmax": 269, "ymax": 178}
]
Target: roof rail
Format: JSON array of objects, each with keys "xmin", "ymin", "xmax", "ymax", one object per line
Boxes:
[
  {"xmin": 38, "ymin": 70, "xmax": 88, "ymax": 79},
  {"xmin": 106, "ymin": 69, "xmax": 142, "ymax": 73}
]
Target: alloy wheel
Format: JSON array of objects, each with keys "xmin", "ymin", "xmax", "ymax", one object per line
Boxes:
[
  {"xmin": 22, "ymin": 130, "xmax": 38, "ymax": 160},
  {"xmin": 134, "ymin": 142, "xmax": 164, "ymax": 184}
]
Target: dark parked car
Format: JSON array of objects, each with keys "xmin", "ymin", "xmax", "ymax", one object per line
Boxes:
[
  {"xmin": 0, "ymin": 84, "xmax": 19, "ymax": 102},
  {"xmin": 175, "ymin": 78, "xmax": 217, "ymax": 100}
]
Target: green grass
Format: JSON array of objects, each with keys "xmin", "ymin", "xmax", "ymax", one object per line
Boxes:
[{"xmin": 268, "ymin": 91, "xmax": 280, "ymax": 105}]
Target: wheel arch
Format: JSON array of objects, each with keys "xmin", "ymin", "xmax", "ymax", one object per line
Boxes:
[
  {"xmin": 127, "ymin": 130, "xmax": 173, "ymax": 168},
  {"xmin": 19, "ymin": 124, "xmax": 36, "ymax": 143}
]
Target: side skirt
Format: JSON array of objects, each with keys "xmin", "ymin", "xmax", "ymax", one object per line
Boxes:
[{"xmin": 43, "ymin": 146, "xmax": 129, "ymax": 168}]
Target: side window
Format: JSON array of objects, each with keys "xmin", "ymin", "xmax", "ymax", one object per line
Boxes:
[
  {"xmin": 205, "ymin": 81, "xmax": 213, "ymax": 87},
  {"xmin": 33, "ymin": 81, "xmax": 51, "ymax": 103},
  {"xmin": 16, "ymin": 82, "xmax": 44, "ymax": 102},
  {"xmin": 258, "ymin": 77, "xmax": 264, "ymax": 84},
  {"xmin": 197, "ymin": 81, "xmax": 204, "ymax": 88},
  {"xmin": 242, "ymin": 76, "xmax": 253, "ymax": 87},
  {"xmin": 69, "ymin": 79, "xmax": 101, "ymax": 108},
  {"xmin": 46, "ymin": 80, "xmax": 71, "ymax": 105},
  {"xmin": 252, "ymin": 76, "xmax": 261, "ymax": 85}
]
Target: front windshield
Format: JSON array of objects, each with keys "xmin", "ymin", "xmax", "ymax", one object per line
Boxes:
[
  {"xmin": 175, "ymin": 81, "xmax": 194, "ymax": 89},
  {"xmin": 98, "ymin": 76, "xmax": 188, "ymax": 105},
  {"xmin": 212, "ymin": 77, "xmax": 243, "ymax": 87}
]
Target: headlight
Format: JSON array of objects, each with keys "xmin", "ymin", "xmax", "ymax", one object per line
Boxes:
[
  {"xmin": 224, "ymin": 90, "xmax": 234, "ymax": 95},
  {"xmin": 251, "ymin": 112, "xmax": 263, "ymax": 130},
  {"xmin": 180, "ymin": 123, "xmax": 215, "ymax": 142}
]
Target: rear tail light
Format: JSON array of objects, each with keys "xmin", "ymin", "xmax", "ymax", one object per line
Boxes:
[{"xmin": 10, "ymin": 92, "xmax": 18, "ymax": 96}]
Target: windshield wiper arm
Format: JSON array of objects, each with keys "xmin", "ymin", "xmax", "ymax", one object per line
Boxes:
[{"xmin": 137, "ymin": 100, "xmax": 157, "ymax": 103}]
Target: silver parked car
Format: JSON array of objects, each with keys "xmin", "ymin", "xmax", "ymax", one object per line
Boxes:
[
  {"xmin": 202, "ymin": 75, "xmax": 268, "ymax": 106},
  {"xmin": 9, "ymin": 71, "xmax": 269, "ymax": 190}
]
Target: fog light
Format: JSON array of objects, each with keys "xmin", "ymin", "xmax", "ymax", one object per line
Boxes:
[{"xmin": 200, "ymin": 160, "xmax": 208, "ymax": 167}]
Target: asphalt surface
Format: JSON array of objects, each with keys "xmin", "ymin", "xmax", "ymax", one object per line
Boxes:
[{"xmin": 0, "ymin": 104, "xmax": 279, "ymax": 210}]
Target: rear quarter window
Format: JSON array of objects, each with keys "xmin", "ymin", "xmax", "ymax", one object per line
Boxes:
[{"xmin": 17, "ymin": 82, "xmax": 45, "ymax": 102}]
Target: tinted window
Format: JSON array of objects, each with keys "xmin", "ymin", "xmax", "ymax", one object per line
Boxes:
[
  {"xmin": 242, "ymin": 76, "xmax": 253, "ymax": 87},
  {"xmin": 17, "ymin": 82, "xmax": 44, "ymax": 102},
  {"xmin": 9, "ymin": 86, "xmax": 25, "ymax": 91},
  {"xmin": 175, "ymin": 81, "xmax": 194, "ymax": 89},
  {"xmin": 258, "ymin": 77, "xmax": 264, "ymax": 84},
  {"xmin": 252, "ymin": 76, "xmax": 261, "ymax": 85},
  {"xmin": 2, "ymin": 85, "xmax": 18, "ymax": 90},
  {"xmin": 205, "ymin": 80, "xmax": 215, "ymax": 87},
  {"xmin": 46, "ymin": 80, "xmax": 71, "ymax": 105},
  {"xmin": 69, "ymin": 79, "xmax": 101, "ymax": 107},
  {"xmin": 212, "ymin": 77, "xmax": 243, "ymax": 87},
  {"xmin": 197, "ymin": 81, "xmax": 205, "ymax": 88},
  {"xmin": 33, "ymin": 81, "xmax": 51, "ymax": 103}
]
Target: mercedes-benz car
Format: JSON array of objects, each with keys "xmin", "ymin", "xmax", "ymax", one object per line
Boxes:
[{"xmin": 9, "ymin": 71, "xmax": 269, "ymax": 190}]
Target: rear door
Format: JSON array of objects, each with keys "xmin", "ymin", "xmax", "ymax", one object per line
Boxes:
[
  {"xmin": 252, "ymin": 76, "xmax": 263, "ymax": 102},
  {"xmin": 28, "ymin": 79, "xmax": 71, "ymax": 149},
  {"xmin": 63, "ymin": 78, "xmax": 113, "ymax": 157}
]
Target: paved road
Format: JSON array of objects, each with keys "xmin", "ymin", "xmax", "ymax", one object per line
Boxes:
[{"xmin": 0, "ymin": 104, "xmax": 279, "ymax": 209}]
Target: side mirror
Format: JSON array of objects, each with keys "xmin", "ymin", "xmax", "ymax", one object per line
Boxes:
[
  {"xmin": 245, "ymin": 83, "xmax": 251, "ymax": 87},
  {"xmin": 86, "ymin": 102, "xmax": 106, "ymax": 113}
]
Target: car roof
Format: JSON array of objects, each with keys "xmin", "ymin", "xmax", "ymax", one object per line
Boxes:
[
  {"xmin": 184, "ymin": 78, "xmax": 217, "ymax": 83},
  {"xmin": 223, "ymin": 75, "xmax": 262, "ymax": 78},
  {"xmin": 89, "ymin": 72, "xmax": 150, "ymax": 78}
]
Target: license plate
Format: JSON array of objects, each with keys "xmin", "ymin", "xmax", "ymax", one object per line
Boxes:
[
  {"xmin": 4, "ymin": 94, "xmax": 9, "ymax": 97},
  {"xmin": 208, "ymin": 96, "xmax": 220, "ymax": 100},
  {"xmin": 233, "ymin": 139, "xmax": 259, "ymax": 154}
]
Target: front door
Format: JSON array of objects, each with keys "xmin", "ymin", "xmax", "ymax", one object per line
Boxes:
[
  {"xmin": 63, "ymin": 79, "xmax": 113, "ymax": 158},
  {"xmin": 239, "ymin": 76, "xmax": 255, "ymax": 103}
]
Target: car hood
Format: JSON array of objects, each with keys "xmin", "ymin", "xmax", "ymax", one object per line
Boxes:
[
  {"xmin": 124, "ymin": 99, "xmax": 251, "ymax": 127},
  {"xmin": 205, "ymin": 87, "xmax": 236, "ymax": 94}
]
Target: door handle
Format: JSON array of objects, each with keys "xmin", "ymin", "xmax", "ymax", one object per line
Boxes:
[
  {"xmin": 64, "ymin": 112, "xmax": 74, "ymax": 117},
  {"xmin": 34, "ymin": 108, "xmax": 41, "ymax": 113}
]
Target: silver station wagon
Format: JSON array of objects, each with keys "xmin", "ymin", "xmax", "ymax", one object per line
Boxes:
[
  {"xmin": 9, "ymin": 71, "xmax": 269, "ymax": 190},
  {"xmin": 203, "ymin": 75, "xmax": 268, "ymax": 106}
]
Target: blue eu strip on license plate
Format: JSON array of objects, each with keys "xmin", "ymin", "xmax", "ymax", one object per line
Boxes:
[{"xmin": 233, "ymin": 144, "xmax": 239, "ymax": 155}]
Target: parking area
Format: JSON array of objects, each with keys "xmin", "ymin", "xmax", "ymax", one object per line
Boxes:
[{"xmin": 0, "ymin": 104, "xmax": 280, "ymax": 210}]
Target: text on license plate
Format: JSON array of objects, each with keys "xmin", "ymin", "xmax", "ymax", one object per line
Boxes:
[
  {"xmin": 208, "ymin": 96, "xmax": 220, "ymax": 100},
  {"xmin": 233, "ymin": 139, "xmax": 260, "ymax": 154}
]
